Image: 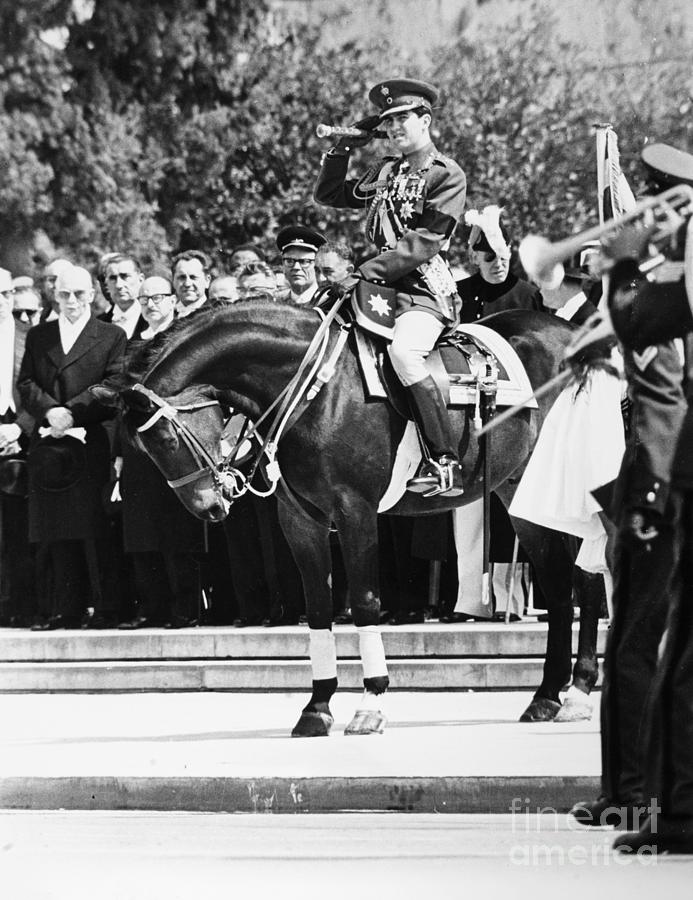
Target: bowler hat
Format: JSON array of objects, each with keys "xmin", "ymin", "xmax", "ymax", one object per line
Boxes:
[
  {"xmin": 276, "ymin": 225, "xmax": 326, "ymax": 255},
  {"xmin": 28, "ymin": 435, "xmax": 86, "ymax": 492},
  {"xmin": 0, "ymin": 456, "xmax": 28, "ymax": 497},
  {"xmin": 369, "ymin": 78, "xmax": 438, "ymax": 120},
  {"xmin": 642, "ymin": 142, "xmax": 693, "ymax": 190}
]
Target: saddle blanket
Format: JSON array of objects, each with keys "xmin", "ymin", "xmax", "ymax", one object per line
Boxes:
[{"xmin": 377, "ymin": 324, "xmax": 537, "ymax": 513}]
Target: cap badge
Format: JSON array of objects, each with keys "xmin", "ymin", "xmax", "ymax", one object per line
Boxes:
[{"xmin": 380, "ymin": 85, "xmax": 389, "ymax": 96}]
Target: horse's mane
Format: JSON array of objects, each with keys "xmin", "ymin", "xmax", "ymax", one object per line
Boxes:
[{"xmin": 126, "ymin": 300, "xmax": 313, "ymax": 380}]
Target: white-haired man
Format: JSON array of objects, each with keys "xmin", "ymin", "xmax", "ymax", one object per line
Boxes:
[{"xmin": 18, "ymin": 264, "xmax": 127, "ymax": 629}]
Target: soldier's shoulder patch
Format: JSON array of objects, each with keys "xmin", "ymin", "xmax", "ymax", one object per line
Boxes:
[{"xmin": 632, "ymin": 346, "xmax": 658, "ymax": 371}]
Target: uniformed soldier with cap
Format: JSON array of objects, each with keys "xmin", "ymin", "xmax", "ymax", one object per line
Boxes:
[
  {"xmin": 457, "ymin": 205, "xmax": 545, "ymax": 322},
  {"xmin": 314, "ymin": 78, "xmax": 467, "ymax": 496},
  {"xmin": 275, "ymin": 225, "xmax": 326, "ymax": 306},
  {"xmin": 577, "ymin": 141, "xmax": 693, "ymax": 854}
]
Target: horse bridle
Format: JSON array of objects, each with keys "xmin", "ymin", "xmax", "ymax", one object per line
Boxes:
[
  {"xmin": 132, "ymin": 383, "xmax": 225, "ymax": 490},
  {"xmin": 132, "ymin": 295, "xmax": 354, "ymax": 500}
]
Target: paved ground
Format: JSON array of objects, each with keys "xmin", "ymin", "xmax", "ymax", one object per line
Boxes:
[
  {"xmin": 2, "ymin": 811, "xmax": 691, "ymax": 900},
  {"xmin": 1, "ymin": 690, "xmax": 601, "ymax": 812}
]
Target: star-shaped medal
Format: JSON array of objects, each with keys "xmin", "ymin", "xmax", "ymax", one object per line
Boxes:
[
  {"xmin": 400, "ymin": 200, "xmax": 414, "ymax": 220},
  {"xmin": 368, "ymin": 293, "xmax": 392, "ymax": 317}
]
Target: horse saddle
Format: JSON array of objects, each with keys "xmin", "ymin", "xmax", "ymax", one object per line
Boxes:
[{"xmin": 352, "ymin": 324, "xmax": 538, "ymax": 418}]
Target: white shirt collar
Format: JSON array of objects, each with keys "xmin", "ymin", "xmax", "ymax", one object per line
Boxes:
[
  {"xmin": 141, "ymin": 313, "xmax": 175, "ymax": 340},
  {"xmin": 111, "ymin": 302, "xmax": 142, "ymax": 338},
  {"xmin": 290, "ymin": 283, "xmax": 318, "ymax": 305},
  {"xmin": 176, "ymin": 297, "xmax": 207, "ymax": 318},
  {"xmin": 58, "ymin": 309, "xmax": 92, "ymax": 354}
]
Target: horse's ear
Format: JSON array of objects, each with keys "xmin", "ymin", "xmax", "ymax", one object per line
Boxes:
[
  {"xmin": 121, "ymin": 387, "xmax": 155, "ymax": 414},
  {"xmin": 207, "ymin": 387, "xmax": 236, "ymax": 407}
]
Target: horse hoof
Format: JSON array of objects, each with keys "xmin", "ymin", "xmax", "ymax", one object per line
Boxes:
[
  {"xmin": 344, "ymin": 709, "xmax": 387, "ymax": 735},
  {"xmin": 291, "ymin": 711, "xmax": 334, "ymax": 738},
  {"xmin": 554, "ymin": 687, "xmax": 593, "ymax": 722},
  {"xmin": 519, "ymin": 697, "xmax": 561, "ymax": 722}
]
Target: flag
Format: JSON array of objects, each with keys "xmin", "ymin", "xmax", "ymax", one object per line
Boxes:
[{"xmin": 595, "ymin": 124, "xmax": 636, "ymax": 225}]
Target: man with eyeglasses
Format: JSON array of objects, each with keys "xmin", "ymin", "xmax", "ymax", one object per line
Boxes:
[
  {"xmin": 138, "ymin": 276, "xmax": 177, "ymax": 338},
  {"xmin": 100, "ymin": 253, "xmax": 147, "ymax": 341},
  {"xmin": 18, "ymin": 264, "xmax": 127, "ymax": 630},
  {"xmin": 457, "ymin": 206, "xmax": 545, "ymax": 322},
  {"xmin": 275, "ymin": 225, "xmax": 326, "ymax": 305},
  {"xmin": 315, "ymin": 78, "xmax": 467, "ymax": 497}
]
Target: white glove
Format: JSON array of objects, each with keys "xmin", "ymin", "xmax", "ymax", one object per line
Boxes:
[{"xmin": 0, "ymin": 423, "xmax": 21, "ymax": 451}]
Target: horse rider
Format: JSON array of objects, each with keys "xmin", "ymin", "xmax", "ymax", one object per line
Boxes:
[{"xmin": 314, "ymin": 78, "xmax": 467, "ymax": 497}]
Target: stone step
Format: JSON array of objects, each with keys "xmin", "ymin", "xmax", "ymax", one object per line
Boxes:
[
  {"xmin": 0, "ymin": 622, "xmax": 608, "ymax": 662},
  {"xmin": 0, "ymin": 657, "xmax": 572, "ymax": 692}
]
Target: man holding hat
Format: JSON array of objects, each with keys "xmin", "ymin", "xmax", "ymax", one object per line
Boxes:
[
  {"xmin": 18, "ymin": 263, "xmax": 127, "ymax": 629},
  {"xmin": 275, "ymin": 225, "xmax": 326, "ymax": 305},
  {"xmin": 314, "ymin": 78, "xmax": 467, "ymax": 496},
  {"xmin": 458, "ymin": 205, "xmax": 545, "ymax": 322}
]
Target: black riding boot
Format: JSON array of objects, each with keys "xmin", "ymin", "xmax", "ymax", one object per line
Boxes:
[{"xmin": 405, "ymin": 376, "xmax": 464, "ymax": 498}]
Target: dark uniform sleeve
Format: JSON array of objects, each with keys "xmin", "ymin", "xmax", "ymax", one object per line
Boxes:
[
  {"xmin": 313, "ymin": 149, "xmax": 371, "ymax": 210},
  {"xmin": 616, "ymin": 343, "xmax": 686, "ymax": 518},
  {"xmin": 609, "ymin": 260, "xmax": 693, "ymax": 349},
  {"xmin": 358, "ymin": 162, "xmax": 466, "ymax": 284}
]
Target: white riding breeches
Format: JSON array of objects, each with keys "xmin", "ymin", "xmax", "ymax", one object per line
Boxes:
[{"xmin": 387, "ymin": 310, "xmax": 446, "ymax": 387}]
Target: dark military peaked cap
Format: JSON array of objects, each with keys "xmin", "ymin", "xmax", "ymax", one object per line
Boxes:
[
  {"xmin": 276, "ymin": 225, "xmax": 326, "ymax": 255},
  {"xmin": 642, "ymin": 142, "xmax": 693, "ymax": 189},
  {"xmin": 368, "ymin": 78, "xmax": 438, "ymax": 120}
]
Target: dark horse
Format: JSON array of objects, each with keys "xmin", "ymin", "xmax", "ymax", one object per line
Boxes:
[{"xmin": 108, "ymin": 301, "xmax": 603, "ymax": 736}]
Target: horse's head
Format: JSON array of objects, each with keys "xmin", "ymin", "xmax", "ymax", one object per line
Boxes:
[{"xmin": 94, "ymin": 381, "xmax": 232, "ymax": 522}]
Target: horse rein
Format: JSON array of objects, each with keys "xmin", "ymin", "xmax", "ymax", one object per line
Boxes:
[
  {"xmin": 132, "ymin": 384, "xmax": 224, "ymax": 490},
  {"xmin": 131, "ymin": 289, "xmax": 354, "ymax": 502}
]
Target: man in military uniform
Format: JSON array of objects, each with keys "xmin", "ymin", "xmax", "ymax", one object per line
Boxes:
[
  {"xmin": 457, "ymin": 206, "xmax": 545, "ymax": 322},
  {"xmin": 314, "ymin": 78, "xmax": 466, "ymax": 496},
  {"xmin": 590, "ymin": 142, "xmax": 693, "ymax": 854},
  {"xmin": 275, "ymin": 225, "xmax": 326, "ymax": 305}
]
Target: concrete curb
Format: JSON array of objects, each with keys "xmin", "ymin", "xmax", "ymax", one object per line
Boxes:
[{"xmin": 0, "ymin": 775, "xmax": 600, "ymax": 814}]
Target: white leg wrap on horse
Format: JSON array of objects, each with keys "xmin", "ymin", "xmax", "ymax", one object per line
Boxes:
[
  {"xmin": 357, "ymin": 625, "xmax": 388, "ymax": 679},
  {"xmin": 308, "ymin": 628, "xmax": 337, "ymax": 681},
  {"xmin": 359, "ymin": 689, "xmax": 383, "ymax": 711}
]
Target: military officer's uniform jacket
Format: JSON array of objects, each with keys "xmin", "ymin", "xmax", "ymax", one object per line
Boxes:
[{"xmin": 314, "ymin": 142, "xmax": 466, "ymax": 324}]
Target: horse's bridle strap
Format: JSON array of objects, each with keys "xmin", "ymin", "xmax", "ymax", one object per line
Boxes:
[{"xmin": 132, "ymin": 383, "xmax": 222, "ymax": 490}]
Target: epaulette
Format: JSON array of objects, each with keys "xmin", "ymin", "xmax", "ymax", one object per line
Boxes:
[{"xmin": 432, "ymin": 150, "xmax": 459, "ymax": 168}]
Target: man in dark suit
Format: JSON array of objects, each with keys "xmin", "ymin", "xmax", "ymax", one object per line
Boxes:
[
  {"xmin": 0, "ymin": 268, "xmax": 36, "ymax": 626},
  {"xmin": 172, "ymin": 250, "xmax": 212, "ymax": 318},
  {"xmin": 18, "ymin": 264, "xmax": 127, "ymax": 629},
  {"xmin": 99, "ymin": 254, "xmax": 147, "ymax": 341}
]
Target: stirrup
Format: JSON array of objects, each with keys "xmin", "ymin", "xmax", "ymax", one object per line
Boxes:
[{"xmin": 407, "ymin": 457, "xmax": 464, "ymax": 498}]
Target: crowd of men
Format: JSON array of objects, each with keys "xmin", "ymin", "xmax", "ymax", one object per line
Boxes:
[{"xmin": 0, "ymin": 205, "xmax": 589, "ymax": 633}]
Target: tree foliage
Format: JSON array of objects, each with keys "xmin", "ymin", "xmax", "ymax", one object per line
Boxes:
[{"xmin": 0, "ymin": 0, "xmax": 691, "ymax": 275}]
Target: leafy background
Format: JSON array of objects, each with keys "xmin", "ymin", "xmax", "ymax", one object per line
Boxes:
[{"xmin": 1, "ymin": 0, "xmax": 691, "ymax": 275}]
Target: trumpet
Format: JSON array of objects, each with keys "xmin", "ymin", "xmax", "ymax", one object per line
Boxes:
[
  {"xmin": 519, "ymin": 183, "xmax": 693, "ymax": 288},
  {"xmin": 315, "ymin": 124, "xmax": 386, "ymax": 140}
]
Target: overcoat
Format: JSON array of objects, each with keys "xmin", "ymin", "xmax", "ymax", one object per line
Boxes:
[{"xmin": 17, "ymin": 316, "xmax": 126, "ymax": 543}]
